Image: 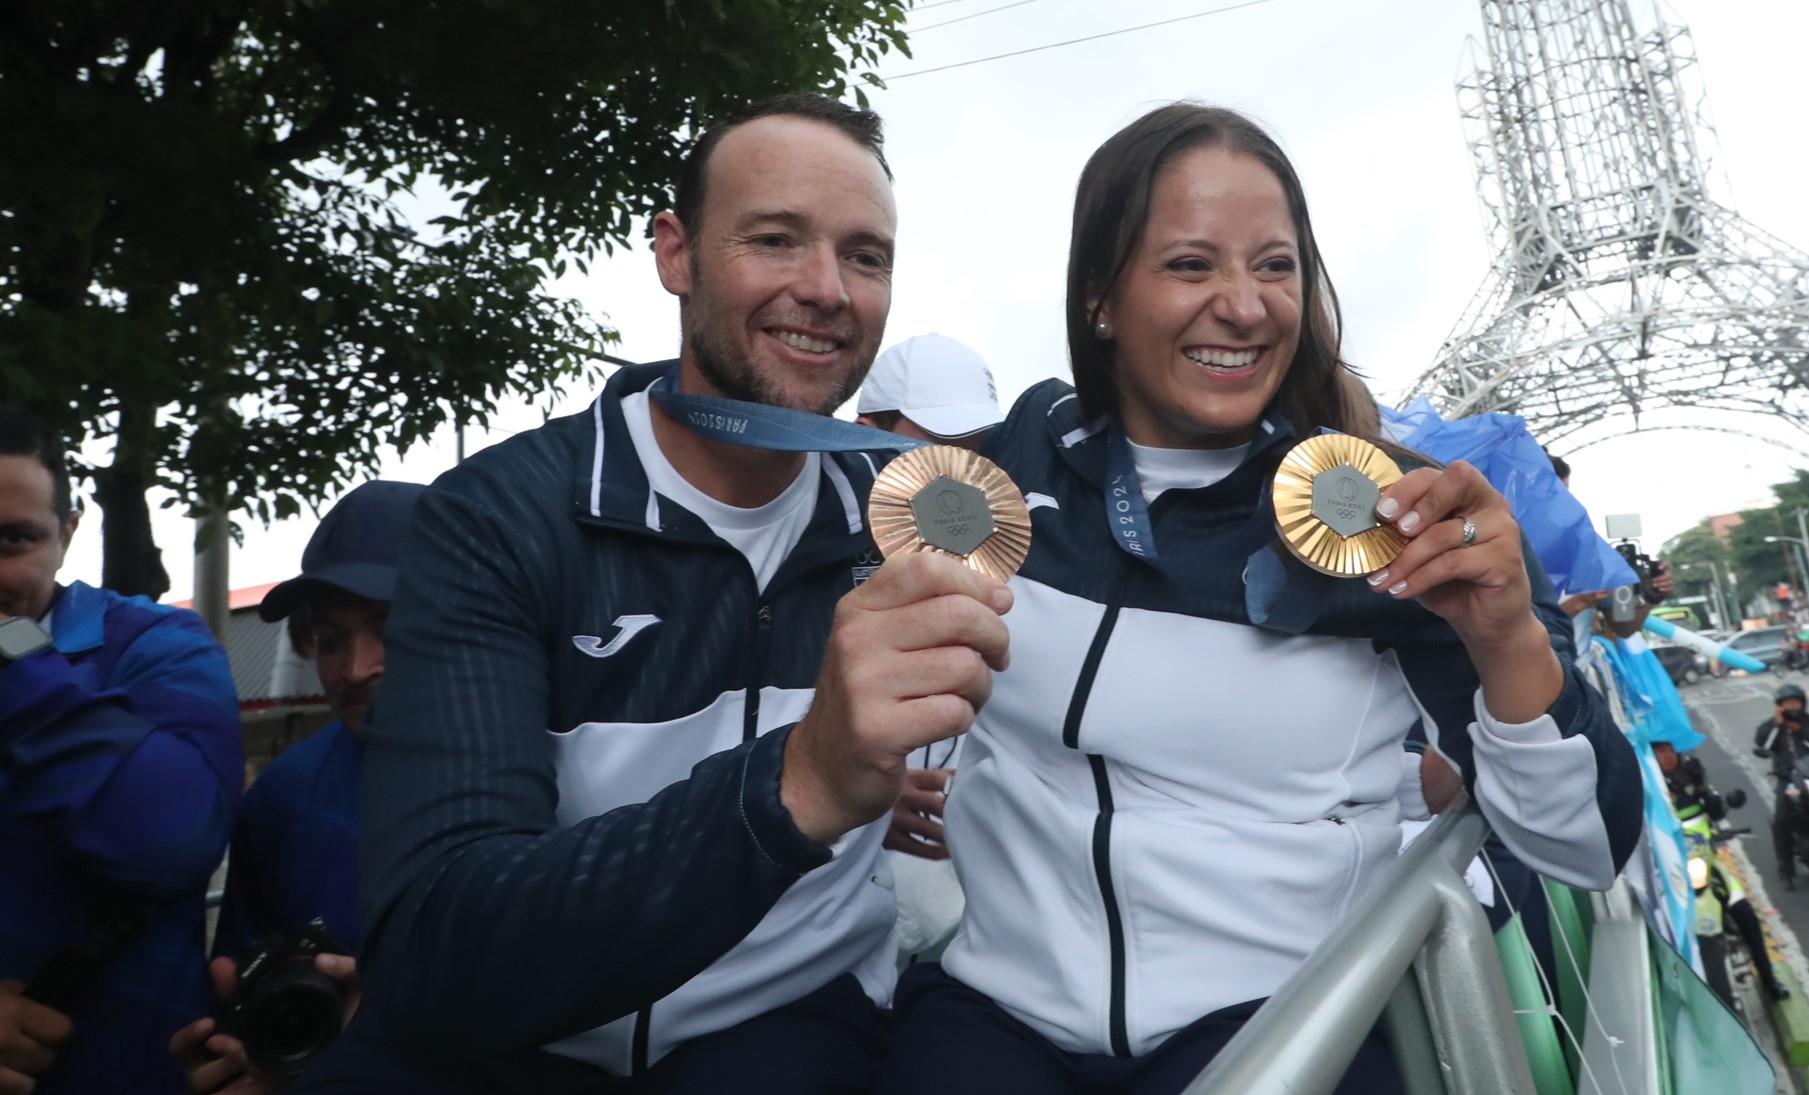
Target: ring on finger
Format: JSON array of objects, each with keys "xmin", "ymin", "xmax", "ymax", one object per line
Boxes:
[{"xmin": 1460, "ymin": 518, "xmax": 1478, "ymax": 548}]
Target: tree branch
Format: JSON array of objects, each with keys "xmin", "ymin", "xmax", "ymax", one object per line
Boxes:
[
  {"xmin": 254, "ymin": 7, "xmax": 358, "ymax": 164},
  {"xmin": 0, "ymin": 0, "xmax": 75, "ymax": 80},
  {"xmin": 93, "ymin": 0, "xmax": 199, "ymax": 87},
  {"xmin": 258, "ymin": 85, "xmax": 355, "ymax": 164}
]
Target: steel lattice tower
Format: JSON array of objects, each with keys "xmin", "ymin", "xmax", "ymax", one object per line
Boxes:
[{"xmin": 1406, "ymin": 0, "xmax": 1809, "ymax": 454}]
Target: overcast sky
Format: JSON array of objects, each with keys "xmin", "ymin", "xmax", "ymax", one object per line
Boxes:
[{"xmin": 62, "ymin": 0, "xmax": 1809, "ymax": 601}]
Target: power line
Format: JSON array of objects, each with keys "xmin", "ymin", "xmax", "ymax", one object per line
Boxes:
[
  {"xmin": 885, "ymin": 0, "xmax": 1275, "ymax": 80},
  {"xmin": 913, "ymin": 0, "xmax": 1048, "ymax": 34},
  {"xmin": 910, "ymin": 0, "xmax": 990, "ymax": 11}
]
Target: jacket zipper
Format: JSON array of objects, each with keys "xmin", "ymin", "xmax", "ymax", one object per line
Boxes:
[
  {"xmin": 1088, "ymin": 755, "xmax": 1131, "ymax": 1056},
  {"xmin": 744, "ymin": 602, "xmax": 773, "ymax": 741},
  {"xmin": 630, "ymin": 1005, "xmax": 652, "ymax": 1072},
  {"xmin": 1327, "ymin": 815, "xmax": 1363, "ymax": 921},
  {"xmin": 1062, "ymin": 568, "xmax": 1131, "ymax": 1056}
]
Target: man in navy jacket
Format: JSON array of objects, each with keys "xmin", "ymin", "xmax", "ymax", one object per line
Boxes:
[
  {"xmin": 171, "ymin": 481, "xmax": 423, "ymax": 1094},
  {"xmin": 292, "ymin": 94, "xmax": 1011, "ymax": 1094},
  {"xmin": 0, "ymin": 404, "xmax": 242, "ymax": 1095}
]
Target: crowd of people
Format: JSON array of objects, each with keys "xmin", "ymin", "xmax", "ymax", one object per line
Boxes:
[{"xmin": 3, "ymin": 93, "xmax": 1650, "ymax": 1095}]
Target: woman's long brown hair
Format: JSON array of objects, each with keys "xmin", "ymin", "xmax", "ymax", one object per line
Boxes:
[{"xmin": 1065, "ymin": 103, "xmax": 1391, "ymax": 447}]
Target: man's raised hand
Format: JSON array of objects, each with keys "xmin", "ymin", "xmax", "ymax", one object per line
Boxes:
[{"xmin": 784, "ymin": 554, "xmax": 1010, "ymax": 846}]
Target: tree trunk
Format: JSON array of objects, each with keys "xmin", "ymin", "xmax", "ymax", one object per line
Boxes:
[{"xmin": 91, "ymin": 404, "xmax": 170, "ymax": 600}]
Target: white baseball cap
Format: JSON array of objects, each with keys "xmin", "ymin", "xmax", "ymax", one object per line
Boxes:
[{"xmin": 857, "ymin": 333, "xmax": 1004, "ymax": 439}]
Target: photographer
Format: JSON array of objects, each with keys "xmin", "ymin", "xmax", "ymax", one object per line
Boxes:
[
  {"xmin": 0, "ymin": 405, "xmax": 242, "ymax": 1095},
  {"xmin": 170, "ymin": 482, "xmax": 422, "ymax": 1093},
  {"xmin": 1542, "ymin": 451, "xmax": 1668, "ymax": 632},
  {"xmin": 1755, "ymin": 683, "xmax": 1809, "ymax": 890}
]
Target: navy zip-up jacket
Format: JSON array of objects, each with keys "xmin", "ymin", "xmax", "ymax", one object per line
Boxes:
[
  {"xmin": 0, "ymin": 581, "xmax": 242, "ymax": 1095},
  {"xmin": 357, "ymin": 363, "xmax": 898, "ymax": 1076},
  {"xmin": 212, "ymin": 720, "xmax": 363, "ymax": 962}
]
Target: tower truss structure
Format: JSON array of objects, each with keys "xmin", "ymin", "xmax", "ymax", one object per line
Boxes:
[{"xmin": 1407, "ymin": 0, "xmax": 1809, "ymax": 454}]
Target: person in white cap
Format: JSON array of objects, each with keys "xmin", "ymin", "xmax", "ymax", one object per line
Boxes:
[
  {"xmin": 857, "ymin": 335, "xmax": 1004, "ymax": 967},
  {"xmin": 856, "ymin": 333, "xmax": 1004, "ymax": 452}
]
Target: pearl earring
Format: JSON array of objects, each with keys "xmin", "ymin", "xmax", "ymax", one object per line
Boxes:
[{"xmin": 1095, "ymin": 319, "xmax": 1112, "ymax": 338}]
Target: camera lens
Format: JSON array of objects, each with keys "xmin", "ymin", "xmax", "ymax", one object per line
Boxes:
[{"xmin": 241, "ymin": 962, "xmax": 344, "ymax": 1077}]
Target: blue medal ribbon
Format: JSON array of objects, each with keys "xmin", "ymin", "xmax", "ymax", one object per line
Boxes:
[
  {"xmin": 649, "ymin": 369, "xmax": 926, "ymax": 453},
  {"xmin": 1102, "ymin": 424, "xmax": 1279, "ymax": 565},
  {"xmin": 1104, "ymin": 427, "xmax": 1159, "ymax": 559}
]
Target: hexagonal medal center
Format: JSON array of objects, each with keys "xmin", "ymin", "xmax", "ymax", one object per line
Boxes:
[
  {"xmin": 909, "ymin": 476, "xmax": 996, "ymax": 555},
  {"xmin": 1311, "ymin": 463, "xmax": 1380, "ymax": 538}
]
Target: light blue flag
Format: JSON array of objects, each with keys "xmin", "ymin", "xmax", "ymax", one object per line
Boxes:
[{"xmin": 1594, "ymin": 634, "xmax": 1702, "ymax": 968}]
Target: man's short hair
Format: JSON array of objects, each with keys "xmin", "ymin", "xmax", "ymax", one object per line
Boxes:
[
  {"xmin": 0, "ymin": 403, "xmax": 74, "ymax": 522},
  {"xmin": 860, "ymin": 409, "xmax": 905, "ymax": 431},
  {"xmin": 673, "ymin": 92, "xmax": 891, "ymax": 234}
]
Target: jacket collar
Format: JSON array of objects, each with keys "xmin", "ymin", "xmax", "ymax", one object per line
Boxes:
[
  {"xmin": 46, "ymin": 580, "xmax": 108, "ymax": 655},
  {"xmin": 568, "ymin": 360, "xmax": 884, "ymax": 570},
  {"xmin": 1038, "ymin": 383, "xmax": 1298, "ymax": 489}
]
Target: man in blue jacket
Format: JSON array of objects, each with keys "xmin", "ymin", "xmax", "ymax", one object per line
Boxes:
[
  {"xmin": 291, "ymin": 93, "xmax": 1012, "ymax": 1094},
  {"xmin": 0, "ymin": 403, "xmax": 243, "ymax": 1095},
  {"xmin": 170, "ymin": 481, "xmax": 422, "ymax": 1094}
]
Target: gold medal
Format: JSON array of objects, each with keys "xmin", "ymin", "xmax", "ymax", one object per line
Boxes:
[
  {"xmin": 868, "ymin": 446, "xmax": 1032, "ymax": 582},
  {"xmin": 1272, "ymin": 434, "xmax": 1408, "ymax": 577}
]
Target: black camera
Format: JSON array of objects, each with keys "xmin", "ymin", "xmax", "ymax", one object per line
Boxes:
[
  {"xmin": 1611, "ymin": 541, "xmax": 1667, "ymax": 606},
  {"xmin": 1785, "ymin": 708, "xmax": 1806, "ymax": 727},
  {"xmin": 1603, "ymin": 514, "xmax": 1667, "ymax": 614},
  {"xmin": 221, "ymin": 920, "xmax": 349, "ymax": 1079}
]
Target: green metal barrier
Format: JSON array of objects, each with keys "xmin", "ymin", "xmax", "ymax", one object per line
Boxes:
[
  {"xmin": 1646, "ymin": 910, "xmax": 1776, "ymax": 1093},
  {"xmin": 1542, "ymin": 878, "xmax": 1593, "ymax": 1078},
  {"xmin": 1497, "ymin": 912, "xmax": 1575, "ymax": 1095}
]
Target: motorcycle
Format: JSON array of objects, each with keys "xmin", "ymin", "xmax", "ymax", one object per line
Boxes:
[
  {"xmin": 1681, "ymin": 790, "xmax": 1752, "ymax": 1012},
  {"xmin": 1787, "ymin": 631, "xmax": 1809, "ymax": 672},
  {"xmin": 1786, "ymin": 754, "xmax": 1809, "ymax": 882}
]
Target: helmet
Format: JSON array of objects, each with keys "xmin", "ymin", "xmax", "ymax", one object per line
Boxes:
[{"xmin": 1778, "ymin": 683, "xmax": 1807, "ymax": 704}]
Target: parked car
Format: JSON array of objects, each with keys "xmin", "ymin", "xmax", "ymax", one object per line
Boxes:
[
  {"xmin": 1650, "ymin": 642, "xmax": 1709, "ymax": 686},
  {"xmin": 1727, "ymin": 626, "xmax": 1792, "ymax": 670}
]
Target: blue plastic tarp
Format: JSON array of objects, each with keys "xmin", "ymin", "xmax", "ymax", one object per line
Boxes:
[{"xmin": 1381, "ymin": 398, "xmax": 1638, "ymax": 596}]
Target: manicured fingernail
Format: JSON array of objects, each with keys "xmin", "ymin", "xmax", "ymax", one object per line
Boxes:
[
  {"xmin": 1367, "ymin": 569, "xmax": 1390, "ymax": 587},
  {"xmin": 1377, "ymin": 497, "xmax": 1399, "ymax": 520},
  {"xmin": 1387, "ymin": 580, "xmax": 1408, "ymax": 596},
  {"xmin": 1398, "ymin": 510, "xmax": 1421, "ymax": 533},
  {"xmin": 991, "ymin": 588, "xmax": 1012, "ymax": 613}
]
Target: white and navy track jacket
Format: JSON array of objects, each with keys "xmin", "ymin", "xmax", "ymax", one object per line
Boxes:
[
  {"xmin": 940, "ymin": 381, "xmax": 1643, "ymax": 1059},
  {"xmin": 356, "ymin": 363, "xmax": 898, "ymax": 1080}
]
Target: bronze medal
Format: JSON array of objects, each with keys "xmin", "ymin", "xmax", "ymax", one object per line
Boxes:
[
  {"xmin": 868, "ymin": 446, "xmax": 1032, "ymax": 582},
  {"xmin": 1272, "ymin": 434, "xmax": 1408, "ymax": 577}
]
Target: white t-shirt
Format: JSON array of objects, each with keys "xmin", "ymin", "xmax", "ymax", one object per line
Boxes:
[
  {"xmin": 1127, "ymin": 439, "xmax": 1251, "ymax": 503},
  {"xmin": 621, "ymin": 390, "xmax": 820, "ymax": 593}
]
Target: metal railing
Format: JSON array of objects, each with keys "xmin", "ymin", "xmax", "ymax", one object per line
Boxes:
[
  {"xmin": 1575, "ymin": 881, "xmax": 1658, "ymax": 1095},
  {"xmin": 1184, "ymin": 800, "xmax": 1537, "ymax": 1095},
  {"xmin": 1184, "ymin": 799, "xmax": 1664, "ymax": 1094}
]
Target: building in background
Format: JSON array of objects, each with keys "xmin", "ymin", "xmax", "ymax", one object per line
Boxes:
[{"xmin": 171, "ymin": 583, "xmax": 331, "ymax": 766}]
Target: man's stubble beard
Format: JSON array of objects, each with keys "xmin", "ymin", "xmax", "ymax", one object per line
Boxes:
[{"xmin": 683, "ymin": 263, "xmax": 876, "ymax": 416}]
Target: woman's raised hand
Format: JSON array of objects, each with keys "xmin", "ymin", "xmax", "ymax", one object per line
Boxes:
[{"xmin": 1366, "ymin": 460, "xmax": 1563, "ymax": 721}]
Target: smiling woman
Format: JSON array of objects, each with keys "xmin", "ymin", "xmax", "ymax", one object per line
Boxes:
[
  {"xmin": 1068, "ymin": 104, "xmax": 1364, "ymax": 449},
  {"xmin": 877, "ymin": 103, "xmax": 1645, "ymax": 1095}
]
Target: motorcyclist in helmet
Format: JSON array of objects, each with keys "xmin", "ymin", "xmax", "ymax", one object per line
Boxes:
[
  {"xmin": 1653, "ymin": 740, "xmax": 1791, "ymax": 1000},
  {"xmin": 1754, "ymin": 682, "xmax": 1809, "ymax": 890}
]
